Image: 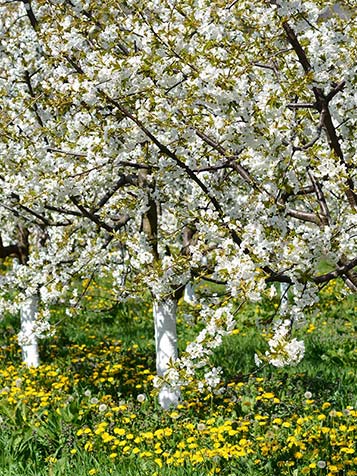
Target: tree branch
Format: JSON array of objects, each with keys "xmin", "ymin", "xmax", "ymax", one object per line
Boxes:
[
  {"xmin": 285, "ymin": 208, "xmax": 323, "ymax": 225},
  {"xmin": 326, "ymin": 80, "xmax": 346, "ymax": 102},
  {"xmin": 22, "ymin": 0, "xmax": 38, "ymax": 30},
  {"xmin": 194, "ymin": 129, "xmax": 261, "ymax": 190},
  {"xmin": 282, "ymin": 20, "xmax": 357, "ymax": 209},
  {"xmin": 91, "ymin": 174, "xmax": 139, "ymax": 214},
  {"xmin": 44, "ymin": 204, "xmax": 83, "ymax": 218},
  {"xmin": 307, "ymin": 169, "xmax": 331, "ymax": 226},
  {"xmin": 314, "ymin": 257, "xmax": 357, "ymax": 284},
  {"xmin": 47, "ymin": 147, "xmax": 87, "ymax": 158},
  {"xmin": 101, "ymin": 94, "xmax": 245, "ymax": 244},
  {"xmin": 70, "ymin": 196, "xmax": 114, "ymax": 233},
  {"xmin": 282, "ymin": 21, "xmax": 311, "ymax": 73}
]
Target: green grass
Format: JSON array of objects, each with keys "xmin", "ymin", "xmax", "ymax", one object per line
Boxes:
[{"xmin": 0, "ymin": 281, "xmax": 356, "ymax": 476}]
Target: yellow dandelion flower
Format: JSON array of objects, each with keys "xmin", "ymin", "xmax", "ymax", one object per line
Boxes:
[
  {"xmin": 191, "ymin": 453, "xmax": 204, "ymax": 464},
  {"xmin": 84, "ymin": 442, "xmax": 93, "ymax": 452},
  {"xmin": 328, "ymin": 465, "xmax": 339, "ymax": 473},
  {"xmin": 101, "ymin": 432, "xmax": 114, "ymax": 443},
  {"xmin": 341, "ymin": 448, "xmax": 355, "ymax": 454},
  {"xmin": 113, "ymin": 428, "xmax": 125, "ymax": 436},
  {"xmin": 261, "ymin": 392, "xmax": 275, "ymax": 399}
]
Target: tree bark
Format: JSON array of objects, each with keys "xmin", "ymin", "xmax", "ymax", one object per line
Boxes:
[
  {"xmin": 153, "ymin": 296, "xmax": 180, "ymax": 409},
  {"xmin": 19, "ymin": 294, "xmax": 40, "ymax": 367},
  {"xmin": 184, "ymin": 282, "xmax": 196, "ymax": 305}
]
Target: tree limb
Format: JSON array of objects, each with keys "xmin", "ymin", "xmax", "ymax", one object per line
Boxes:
[
  {"xmin": 22, "ymin": 0, "xmax": 38, "ymax": 30},
  {"xmin": 91, "ymin": 174, "xmax": 139, "ymax": 214},
  {"xmin": 70, "ymin": 196, "xmax": 114, "ymax": 233}
]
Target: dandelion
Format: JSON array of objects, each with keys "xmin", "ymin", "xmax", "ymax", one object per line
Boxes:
[
  {"xmin": 304, "ymin": 391, "xmax": 313, "ymax": 399},
  {"xmin": 340, "ymin": 447, "xmax": 355, "ymax": 454},
  {"xmin": 98, "ymin": 403, "xmax": 107, "ymax": 412},
  {"xmin": 328, "ymin": 464, "xmax": 339, "ymax": 472},
  {"xmin": 84, "ymin": 442, "xmax": 93, "ymax": 452},
  {"xmin": 113, "ymin": 428, "xmax": 126, "ymax": 436},
  {"xmin": 137, "ymin": 393, "xmax": 146, "ymax": 403},
  {"xmin": 84, "ymin": 389, "xmax": 91, "ymax": 397},
  {"xmin": 317, "ymin": 461, "xmax": 327, "ymax": 468},
  {"xmin": 262, "ymin": 392, "xmax": 275, "ymax": 399}
]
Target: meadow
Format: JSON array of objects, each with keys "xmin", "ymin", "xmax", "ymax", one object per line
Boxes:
[{"xmin": 0, "ymin": 280, "xmax": 356, "ymax": 476}]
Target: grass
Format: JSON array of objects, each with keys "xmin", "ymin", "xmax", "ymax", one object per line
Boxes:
[{"xmin": 0, "ymin": 279, "xmax": 356, "ymax": 476}]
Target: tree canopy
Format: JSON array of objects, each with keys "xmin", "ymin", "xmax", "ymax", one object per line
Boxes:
[{"xmin": 0, "ymin": 0, "xmax": 356, "ymax": 402}]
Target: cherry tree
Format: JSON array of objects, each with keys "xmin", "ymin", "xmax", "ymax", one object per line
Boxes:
[
  {"xmin": 1, "ymin": 0, "xmax": 198, "ymax": 407},
  {"xmin": 0, "ymin": 200, "xmax": 71, "ymax": 367},
  {"xmin": 0, "ymin": 0, "xmax": 356, "ymax": 407},
  {"xmin": 0, "ymin": 219, "xmax": 41, "ymax": 366}
]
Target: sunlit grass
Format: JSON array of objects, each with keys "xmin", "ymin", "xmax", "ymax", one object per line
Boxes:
[{"xmin": 0, "ymin": 280, "xmax": 356, "ymax": 476}]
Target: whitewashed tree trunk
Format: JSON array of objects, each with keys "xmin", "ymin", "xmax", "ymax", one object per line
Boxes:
[
  {"xmin": 184, "ymin": 282, "xmax": 196, "ymax": 305},
  {"xmin": 153, "ymin": 297, "xmax": 180, "ymax": 409},
  {"xmin": 19, "ymin": 294, "xmax": 40, "ymax": 367}
]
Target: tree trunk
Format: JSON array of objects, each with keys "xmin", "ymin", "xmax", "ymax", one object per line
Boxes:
[
  {"xmin": 153, "ymin": 296, "xmax": 180, "ymax": 409},
  {"xmin": 280, "ymin": 282, "xmax": 289, "ymax": 315},
  {"xmin": 19, "ymin": 295, "xmax": 40, "ymax": 367},
  {"xmin": 184, "ymin": 282, "xmax": 196, "ymax": 305}
]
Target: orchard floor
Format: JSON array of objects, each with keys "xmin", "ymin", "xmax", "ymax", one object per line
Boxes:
[{"xmin": 0, "ymin": 282, "xmax": 356, "ymax": 476}]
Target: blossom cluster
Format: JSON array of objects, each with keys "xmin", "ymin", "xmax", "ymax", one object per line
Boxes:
[{"xmin": 255, "ymin": 319, "xmax": 305, "ymax": 368}]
